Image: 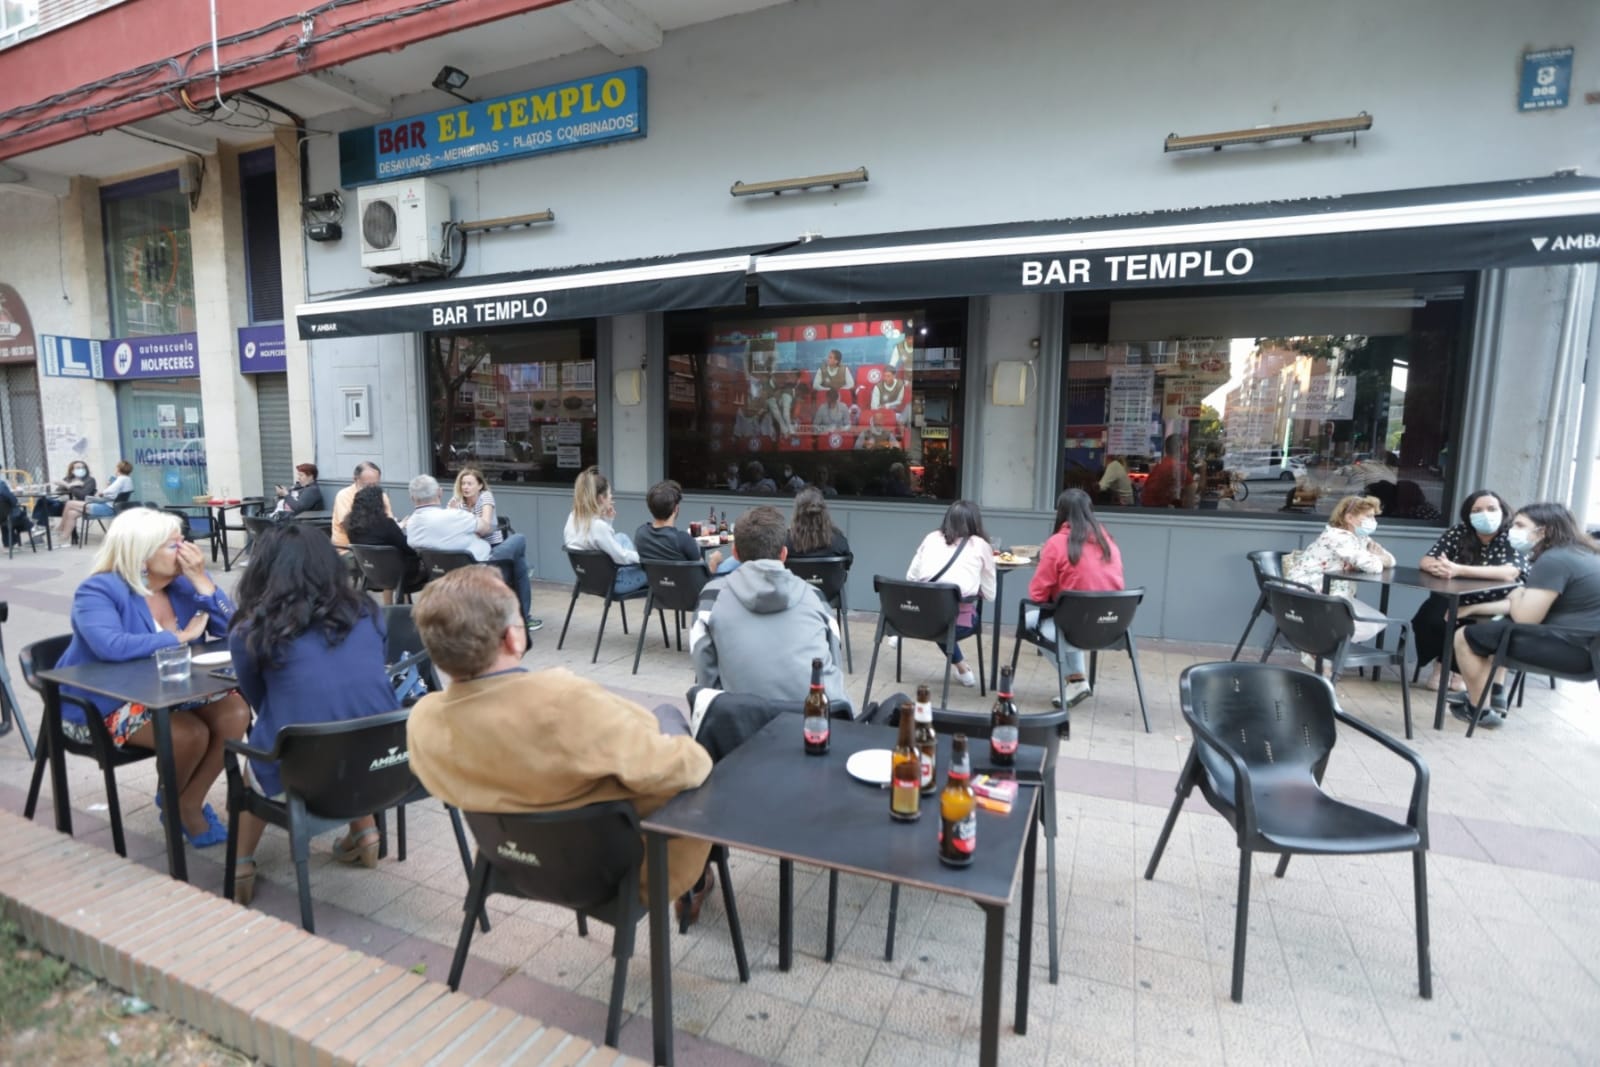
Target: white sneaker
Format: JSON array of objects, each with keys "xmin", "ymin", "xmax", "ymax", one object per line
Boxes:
[
  {"xmin": 1063, "ymin": 679, "xmax": 1091, "ymax": 706},
  {"xmin": 1299, "ymin": 652, "xmax": 1318, "ymax": 671},
  {"xmin": 955, "ymin": 665, "xmax": 977, "ymax": 688}
]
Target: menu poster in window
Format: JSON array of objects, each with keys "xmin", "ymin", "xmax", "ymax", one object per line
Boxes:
[
  {"xmin": 1107, "ymin": 366, "xmax": 1155, "ymax": 455},
  {"xmin": 556, "ymin": 445, "xmax": 582, "ymax": 469},
  {"xmin": 474, "ymin": 429, "xmax": 506, "ymax": 458},
  {"xmin": 1293, "ymin": 375, "xmax": 1357, "ymax": 420},
  {"xmin": 540, "ymin": 424, "xmax": 559, "ymax": 455},
  {"xmin": 157, "ymin": 404, "xmax": 177, "ymax": 428},
  {"xmin": 556, "ymin": 420, "xmax": 582, "ymax": 445},
  {"xmin": 507, "ymin": 396, "xmax": 532, "ymax": 433}
]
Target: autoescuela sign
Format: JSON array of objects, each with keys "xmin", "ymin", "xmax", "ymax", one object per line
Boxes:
[{"xmin": 339, "ymin": 67, "xmax": 647, "ymax": 186}]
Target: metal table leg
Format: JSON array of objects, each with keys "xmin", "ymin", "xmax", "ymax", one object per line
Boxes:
[
  {"xmin": 778, "ymin": 858, "xmax": 793, "ymax": 971},
  {"xmin": 1016, "ymin": 793, "xmax": 1038, "ymax": 1034},
  {"xmin": 43, "ymin": 682, "xmax": 71, "ymax": 835},
  {"xmin": 646, "ymin": 831, "xmax": 674, "ymax": 1067},
  {"xmin": 1433, "ymin": 595, "xmax": 1460, "ymax": 731},
  {"xmin": 979, "ymin": 902, "xmax": 1005, "ymax": 1067},
  {"xmin": 152, "ymin": 706, "xmax": 188, "ymax": 882}
]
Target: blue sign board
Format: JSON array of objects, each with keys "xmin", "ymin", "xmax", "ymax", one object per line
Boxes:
[
  {"xmin": 40, "ymin": 334, "xmax": 98, "ymax": 378},
  {"xmin": 238, "ymin": 323, "xmax": 286, "ymax": 374},
  {"xmin": 96, "ymin": 333, "xmax": 200, "ymax": 380},
  {"xmin": 1520, "ymin": 47, "xmax": 1573, "ymax": 111},
  {"xmin": 339, "ymin": 67, "xmax": 647, "ymax": 186}
]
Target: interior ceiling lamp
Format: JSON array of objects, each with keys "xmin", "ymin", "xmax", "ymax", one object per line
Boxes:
[
  {"xmin": 1164, "ymin": 113, "xmax": 1372, "ymax": 153},
  {"xmin": 731, "ymin": 167, "xmax": 869, "ymax": 197},
  {"xmin": 432, "ymin": 65, "xmax": 474, "ymax": 104}
]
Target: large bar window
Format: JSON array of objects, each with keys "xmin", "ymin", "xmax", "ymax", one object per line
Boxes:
[
  {"xmin": 665, "ymin": 301, "xmax": 967, "ymax": 500},
  {"xmin": 102, "ymin": 175, "xmax": 196, "ymax": 338},
  {"xmin": 426, "ymin": 321, "xmax": 598, "ymax": 486},
  {"xmin": 1061, "ymin": 278, "xmax": 1469, "ymax": 520}
]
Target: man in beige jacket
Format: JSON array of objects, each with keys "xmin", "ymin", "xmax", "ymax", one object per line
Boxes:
[{"xmin": 407, "ymin": 566, "xmax": 717, "ymax": 921}]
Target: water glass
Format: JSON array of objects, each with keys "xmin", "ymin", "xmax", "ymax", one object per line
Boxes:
[{"xmin": 155, "ymin": 644, "xmax": 192, "ymax": 683}]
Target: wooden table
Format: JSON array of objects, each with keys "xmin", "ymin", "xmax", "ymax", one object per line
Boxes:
[
  {"xmin": 36, "ymin": 640, "xmax": 237, "ymax": 881},
  {"xmin": 642, "ymin": 716, "xmax": 1044, "ymax": 1067},
  {"xmin": 1329, "ymin": 566, "xmax": 1520, "ymax": 731}
]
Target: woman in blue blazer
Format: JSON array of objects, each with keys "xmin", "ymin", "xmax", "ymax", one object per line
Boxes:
[{"xmin": 58, "ymin": 507, "xmax": 247, "ymax": 847}]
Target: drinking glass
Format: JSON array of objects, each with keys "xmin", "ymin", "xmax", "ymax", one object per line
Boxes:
[{"xmin": 155, "ymin": 644, "xmax": 192, "ymax": 683}]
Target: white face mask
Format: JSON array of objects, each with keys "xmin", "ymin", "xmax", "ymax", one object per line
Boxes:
[
  {"xmin": 1508, "ymin": 526, "xmax": 1538, "ymax": 554},
  {"xmin": 1356, "ymin": 516, "xmax": 1377, "ymax": 536},
  {"xmin": 70, "ymin": 467, "xmax": 86, "ymax": 478},
  {"xmin": 1469, "ymin": 510, "xmax": 1501, "ymax": 534}
]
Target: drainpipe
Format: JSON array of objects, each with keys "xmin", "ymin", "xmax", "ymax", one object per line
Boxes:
[{"xmin": 1536, "ymin": 266, "xmax": 1590, "ymax": 501}]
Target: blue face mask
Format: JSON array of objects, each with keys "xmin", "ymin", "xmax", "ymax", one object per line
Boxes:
[
  {"xmin": 1469, "ymin": 510, "xmax": 1501, "ymax": 535},
  {"xmin": 1508, "ymin": 527, "xmax": 1537, "ymax": 554},
  {"xmin": 1356, "ymin": 517, "xmax": 1377, "ymax": 537}
]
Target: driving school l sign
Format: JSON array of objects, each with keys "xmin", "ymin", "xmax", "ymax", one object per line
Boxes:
[{"xmin": 339, "ymin": 67, "xmax": 647, "ymax": 186}]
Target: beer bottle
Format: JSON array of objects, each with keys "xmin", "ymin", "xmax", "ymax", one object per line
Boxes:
[
  {"xmin": 938, "ymin": 734, "xmax": 977, "ymax": 867},
  {"xmin": 890, "ymin": 704, "xmax": 921, "ymax": 821},
  {"xmin": 913, "ymin": 684, "xmax": 938, "ymax": 796},
  {"xmin": 989, "ymin": 666, "xmax": 1019, "ymax": 767},
  {"xmin": 803, "ymin": 657, "xmax": 830, "ymax": 755},
  {"xmin": 719, "ymin": 511, "xmax": 729, "ymax": 535}
]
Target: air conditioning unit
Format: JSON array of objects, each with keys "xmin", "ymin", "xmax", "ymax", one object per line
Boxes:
[{"xmin": 357, "ymin": 178, "xmax": 451, "ymax": 274}]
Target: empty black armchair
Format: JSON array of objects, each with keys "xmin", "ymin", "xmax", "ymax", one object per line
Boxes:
[
  {"xmin": 1230, "ymin": 549, "xmax": 1295, "ymax": 660},
  {"xmin": 1144, "ymin": 662, "xmax": 1431, "ymax": 1004},
  {"xmin": 633, "ymin": 560, "xmax": 711, "ymax": 674}
]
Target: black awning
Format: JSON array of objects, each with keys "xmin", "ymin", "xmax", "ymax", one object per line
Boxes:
[
  {"xmin": 754, "ymin": 176, "xmax": 1600, "ymax": 305},
  {"xmin": 293, "ymin": 247, "xmax": 760, "ymax": 340}
]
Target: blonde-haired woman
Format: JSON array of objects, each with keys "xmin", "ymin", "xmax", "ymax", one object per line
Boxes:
[
  {"xmin": 1285, "ymin": 494, "xmax": 1397, "ymax": 643},
  {"xmin": 56, "ymin": 507, "xmax": 247, "ymax": 847},
  {"xmin": 448, "ymin": 466, "xmax": 538, "ymax": 630},
  {"xmin": 563, "ymin": 466, "xmax": 646, "ymax": 594}
]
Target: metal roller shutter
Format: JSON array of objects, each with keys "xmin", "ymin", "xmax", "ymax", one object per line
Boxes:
[
  {"xmin": 0, "ymin": 365, "xmax": 46, "ymax": 480},
  {"xmin": 255, "ymin": 373, "xmax": 294, "ymax": 492}
]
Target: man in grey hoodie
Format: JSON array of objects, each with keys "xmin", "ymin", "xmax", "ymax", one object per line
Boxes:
[{"xmin": 690, "ymin": 505, "xmax": 851, "ymax": 710}]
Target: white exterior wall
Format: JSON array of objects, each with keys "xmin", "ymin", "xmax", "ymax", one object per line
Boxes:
[{"xmin": 298, "ymin": 0, "xmax": 1600, "ymax": 506}]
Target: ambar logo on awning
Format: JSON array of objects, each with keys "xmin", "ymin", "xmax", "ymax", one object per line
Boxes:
[{"xmin": 1530, "ymin": 233, "xmax": 1599, "ymax": 251}]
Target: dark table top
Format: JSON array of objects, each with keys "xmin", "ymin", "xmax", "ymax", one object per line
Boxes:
[
  {"xmin": 642, "ymin": 715, "xmax": 1043, "ymax": 907},
  {"xmin": 36, "ymin": 640, "xmax": 238, "ymax": 709},
  {"xmin": 1338, "ymin": 565, "xmax": 1519, "ymax": 598}
]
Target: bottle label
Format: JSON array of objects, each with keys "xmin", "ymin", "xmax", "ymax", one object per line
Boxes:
[
  {"xmin": 990, "ymin": 726, "xmax": 1019, "ymax": 755},
  {"xmin": 803, "ymin": 718, "xmax": 830, "ymax": 744},
  {"xmin": 918, "ymin": 751, "xmax": 935, "ymax": 788},
  {"xmin": 941, "ymin": 813, "xmax": 977, "ymax": 855},
  {"xmin": 891, "ymin": 781, "xmax": 920, "ymax": 817}
]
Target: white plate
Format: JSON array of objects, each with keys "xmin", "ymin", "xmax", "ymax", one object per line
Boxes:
[
  {"xmin": 191, "ymin": 650, "xmax": 232, "ymax": 666},
  {"xmin": 995, "ymin": 555, "xmax": 1032, "ymax": 566},
  {"xmin": 845, "ymin": 748, "xmax": 893, "ymax": 786}
]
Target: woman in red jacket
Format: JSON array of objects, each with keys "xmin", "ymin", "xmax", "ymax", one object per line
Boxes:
[{"xmin": 1027, "ymin": 489, "xmax": 1125, "ymax": 707}]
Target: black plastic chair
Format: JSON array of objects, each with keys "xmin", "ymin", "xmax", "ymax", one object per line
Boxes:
[
  {"xmin": 845, "ymin": 697, "xmax": 1068, "ymax": 983},
  {"xmin": 4, "ymin": 497, "xmax": 46, "ymax": 557},
  {"xmin": 785, "ymin": 555, "xmax": 854, "ymax": 672},
  {"xmin": 863, "ymin": 576, "xmax": 984, "ymax": 710},
  {"xmin": 415, "ymin": 549, "xmax": 517, "ymax": 595},
  {"xmin": 222, "ymin": 708, "xmax": 422, "ymax": 933},
  {"xmin": 0, "ymin": 603, "xmax": 36, "ymax": 760},
  {"xmin": 1230, "ymin": 550, "xmax": 1294, "ymax": 660},
  {"xmin": 20, "ymin": 635, "xmax": 155, "ymax": 857},
  {"xmin": 1461, "ymin": 624, "xmax": 1600, "ymax": 737},
  {"xmin": 1009, "ymin": 588, "xmax": 1150, "ymax": 735},
  {"xmin": 1263, "ymin": 581, "xmax": 1415, "ymax": 739},
  {"xmin": 633, "ymin": 560, "xmax": 710, "ymax": 674},
  {"xmin": 557, "ymin": 550, "xmax": 648, "ymax": 664},
  {"xmin": 77, "ymin": 490, "xmax": 134, "ymax": 547},
  {"xmin": 350, "ymin": 544, "xmax": 417, "ymax": 603},
  {"xmin": 165, "ymin": 505, "xmax": 219, "ymax": 561},
  {"xmin": 448, "ymin": 804, "xmax": 750, "ymax": 1049},
  {"xmin": 1144, "ymin": 662, "xmax": 1431, "ymax": 1004}
]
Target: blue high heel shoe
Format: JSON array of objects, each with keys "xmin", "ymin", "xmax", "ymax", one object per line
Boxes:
[{"xmin": 154, "ymin": 793, "xmax": 229, "ymax": 848}]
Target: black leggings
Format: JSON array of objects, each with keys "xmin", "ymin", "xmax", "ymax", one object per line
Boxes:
[{"xmin": 1410, "ymin": 593, "xmax": 1494, "ymax": 669}]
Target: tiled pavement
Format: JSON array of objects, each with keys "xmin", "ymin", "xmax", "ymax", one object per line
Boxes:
[{"xmin": 3, "ymin": 544, "xmax": 1599, "ymax": 1065}]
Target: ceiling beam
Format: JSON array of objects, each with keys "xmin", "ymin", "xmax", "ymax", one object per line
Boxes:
[
  {"xmin": 561, "ymin": 0, "xmax": 662, "ymax": 56},
  {"xmin": 302, "ymin": 69, "xmax": 393, "ymax": 116},
  {"xmin": 124, "ymin": 118, "xmax": 218, "ymax": 157},
  {"xmin": 0, "ymin": 164, "xmax": 70, "ymax": 198}
]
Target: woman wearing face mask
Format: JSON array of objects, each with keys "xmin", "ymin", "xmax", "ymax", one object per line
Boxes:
[
  {"xmin": 1449, "ymin": 503, "xmax": 1600, "ymax": 728},
  {"xmin": 1285, "ymin": 494, "xmax": 1396, "ymax": 644},
  {"xmin": 34, "ymin": 461, "xmax": 97, "ymax": 533},
  {"xmin": 1411, "ymin": 490, "xmax": 1527, "ymax": 691},
  {"xmin": 59, "ymin": 460, "xmax": 134, "ymax": 545}
]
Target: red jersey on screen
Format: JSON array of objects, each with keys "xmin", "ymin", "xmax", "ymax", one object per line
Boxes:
[{"xmin": 1028, "ymin": 524, "xmax": 1126, "ymax": 603}]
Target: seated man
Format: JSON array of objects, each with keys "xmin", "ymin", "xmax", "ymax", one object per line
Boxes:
[
  {"xmin": 407, "ymin": 567, "xmax": 720, "ymax": 923},
  {"xmin": 635, "ymin": 479, "xmax": 722, "ymax": 572},
  {"xmin": 869, "ymin": 364, "xmax": 910, "ymax": 424},
  {"xmin": 691, "ymin": 505, "xmax": 849, "ymax": 709},
  {"xmin": 331, "ymin": 461, "xmax": 391, "ymax": 549},
  {"xmin": 405, "ymin": 474, "xmax": 535, "ymax": 630},
  {"xmin": 813, "ymin": 388, "xmax": 853, "ymax": 432}
]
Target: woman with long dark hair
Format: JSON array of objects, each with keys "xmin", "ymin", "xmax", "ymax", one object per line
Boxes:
[
  {"xmin": 1411, "ymin": 489, "xmax": 1526, "ymax": 690},
  {"xmin": 1027, "ymin": 489, "xmax": 1125, "ymax": 706},
  {"xmin": 786, "ymin": 487, "xmax": 852, "ymax": 568},
  {"xmin": 1450, "ymin": 502, "xmax": 1600, "ymax": 728},
  {"xmin": 345, "ymin": 483, "xmax": 424, "ymax": 593},
  {"xmin": 905, "ymin": 499, "xmax": 995, "ymax": 687},
  {"xmin": 226, "ymin": 524, "xmax": 399, "ymax": 904}
]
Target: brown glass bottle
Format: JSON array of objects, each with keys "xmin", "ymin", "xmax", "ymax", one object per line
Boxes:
[
  {"xmin": 802, "ymin": 657, "xmax": 830, "ymax": 755},
  {"xmin": 938, "ymin": 734, "xmax": 976, "ymax": 867},
  {"xmin": 913, "ymin": 684, "xmax": 938, "ymax": 796},
  {"xmin": 890, "ymin": 706, "xmax": 921, "ymax": 821},
  {"xmin": 989, "ymin": 666, "xmax": 1019, "ymax": 767}
]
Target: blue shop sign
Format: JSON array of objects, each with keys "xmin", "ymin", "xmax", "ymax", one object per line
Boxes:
[
  {"xmin": 40, "ymin": 334, "xmax": 98, "ymax": 378},
  {"xmin": 238, "ymin": 323, "xmax": 286, "ymax": 374},
  {"xmin": 339, "ymin": 67, "xmax": 647, "ymax": 186},
  {"xmin": 1520, "ymin": 47, "xmax": 1573, "ymax": 111},
  {"xmin": 96, "ymin": 333, "xmax": 200, "ymax": 380}
]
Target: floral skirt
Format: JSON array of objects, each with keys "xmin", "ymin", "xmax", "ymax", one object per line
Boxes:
[{"xmin": 63, "ymin": 691, "xmax": 232, "ymax": 748}]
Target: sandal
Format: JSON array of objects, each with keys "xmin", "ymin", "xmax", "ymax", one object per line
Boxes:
[
  {"xmin": 332, "ymin": 827, "xmax": 380, "ymax": 869},
  {"xmin": 234, "ymin": 857, "xmax": 257, "ymax": 906}
]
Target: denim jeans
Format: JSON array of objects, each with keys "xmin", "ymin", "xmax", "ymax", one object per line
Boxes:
[
  {"xmin": 489, "ymin": 532, "xmax": 533, "ymax": 618},
  {"xmin": 613, "ymin": 533, "xmax": 648, "ymax": 594},
  {"xmin": 1024, "ymin": 607, "xmax": 1086, "ymax": 676}
]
